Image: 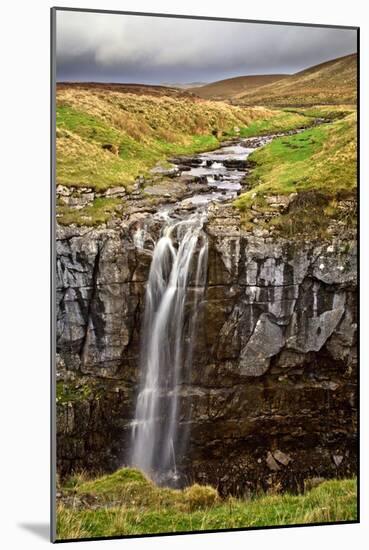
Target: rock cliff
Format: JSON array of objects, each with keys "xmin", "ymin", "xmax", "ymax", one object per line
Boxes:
[{"xmin": 56, "ymin": 204, "xmax": 357, "ymax": 494}]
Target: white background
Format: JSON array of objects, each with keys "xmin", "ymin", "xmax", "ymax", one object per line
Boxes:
[{"xmin": 1, "ymin": 0, "xmax": 367, "ymax": 548}]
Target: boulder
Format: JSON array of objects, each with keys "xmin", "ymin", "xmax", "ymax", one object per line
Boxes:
[{"xmin": 239, "ymin": 314, "xmax": 285, "ymax": 376}]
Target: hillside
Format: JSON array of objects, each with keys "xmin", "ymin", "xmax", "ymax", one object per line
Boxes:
[
  {"xmin": 56, "ymin": 84, "xmax": 303, "ymax": 190},
  {"xmin": 234, "ymin": 107, "xmax": 357, "ymax": 237},
  {"xmin": 188, "ymin": 74, "xmax": 287, "ymax": 100},
  {"xmin": 235, "ymin": 53, "xmax": 357, "ymax": 106},
  {"xmin": 57, "ymin": 81, "xmax": 190, "ymax": 98}
]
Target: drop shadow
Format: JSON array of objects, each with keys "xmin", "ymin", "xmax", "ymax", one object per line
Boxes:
[{"xmin": 18, "ymin": 523, "xmax": 50, "ymax": 541}]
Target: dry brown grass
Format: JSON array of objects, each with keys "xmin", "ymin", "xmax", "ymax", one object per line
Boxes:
[
  {"xmin": 56, "ymin": 85, "xmax": 278, "ymax": 189},
  {"xmin": 189, "ymin": 74, "xmax": 287, "ymax": 100},
  {"xmin": 57, "ymin": 87, "xmax": 273, "ymax": 142},
  {"xmin": 236, "ymin": 54, "xmax": 357, "ymax": 106}
]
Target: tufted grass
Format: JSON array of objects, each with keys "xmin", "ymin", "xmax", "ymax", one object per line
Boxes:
[
  {"xmin": 56, "ymin": 469, "xmax": 357, "ymax": 540},
  {"xmin": 56, "ymin": 86, "xmax": 308, "ymax": 191},
  {"xmin": 236, "ymin": 111, "xmax": 310, "ymax": 137},
  {"xmin": 233, "ymin": 111, "xmax": 357, "ymax": 236},
  {"xmin": 283, "ymin": 104, "xmax": 356, "ymax": 121},
  {"xmin": 235, "ymin": 113, "xmax": 356, "ymax": 204}
]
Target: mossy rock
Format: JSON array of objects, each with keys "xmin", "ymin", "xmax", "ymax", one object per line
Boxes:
[
  {"xmin": 77, "ymin": 468, "xmax": 150, "ymax": 497},
  {"xmin": 56, "ymin": 381, "xmax": 92, "ymax": 404},
  {"xmin": 75, "ymin": 468, "xmax": 180, "ymax": 508}
]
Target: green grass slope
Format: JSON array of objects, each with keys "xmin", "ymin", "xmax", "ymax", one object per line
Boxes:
[
  {"xmin": 56, "ymin": 468, "xmax": 357, "ymax": 540},
  {"xmin": 56, "ymin": 85, "xmax": 284, "ymax": 191},
  {"xmin": 234, "ymin": 111, "xmax": 357, "ymax": 236}
]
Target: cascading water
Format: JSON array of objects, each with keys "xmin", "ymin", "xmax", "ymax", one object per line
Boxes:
[
  {"xmin": 130, "ymin": 211, "xmax": 208, "ymax": 484},
  {"xmin": 129, "ymin": 132, "xmax": 284, "ymax": 483}
]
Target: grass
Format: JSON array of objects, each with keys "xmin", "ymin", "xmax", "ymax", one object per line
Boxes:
[
  {"xmin": 56, "ymin": 86, "xmax": 357, "ymax": 232},
  {"xmin": 189, "ymin": 74, "xmax": 287, "ymax": 100},
  {"xmin": 234, "ymin": 112, "xmax": 357, "ymax": 236},
  {"xmin": 75, "ymin": 468, "xmax": 153, "ymax": 501},
  {"xmin": 56, "ymin": 197, "xmax": 124, "ymax": 226},
  {"xmin": 65, "ymin": 468, "xmax": 216, "ymax": 510},
  {"xmin": 56, "ymin": 86, "xmax": 309, "ymax": 191},
  {"xmin": 284, "ymin": 105, "xmax": 356, "ymax": 121},
  {"xmin": 56, "ymin": 468, "xmax": 357, "ymax": 540},
  {"xmin": 56, "ymin": 381, "xmax": 93, "ymax": 404},
  {"xmin": 56, "ymin": 377, "xmax": 118, "ymax": 405},
  {"xmin": 236, "ymin": 111, "xmax": 310, "ymax": 137}
]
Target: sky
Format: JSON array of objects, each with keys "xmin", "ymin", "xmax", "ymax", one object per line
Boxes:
[{"xmin": 56, "ymin": 10, "xmax": 357, "ymax": 84}]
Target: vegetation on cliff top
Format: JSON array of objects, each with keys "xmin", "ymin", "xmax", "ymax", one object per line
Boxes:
[
  {"xmin": 234, "ymin": 110, "xmax": 357, "ymax": 236},
  {"xmin": 56, "ymin": 196, "xmax": 124, "ymax": 227},
  {"xmin": 56, "ymin": 86, "xmax": 357, "ymax": 234},
  {"xmin": 56, "ymin": 85, "xmax": 309, "ymax": 190},
  {"xmin": 56, "ymin": 468, "xmax": 357, "ymax": 540}
]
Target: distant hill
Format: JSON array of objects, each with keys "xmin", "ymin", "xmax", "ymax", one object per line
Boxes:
[
  {"xmin": 187, "ymin": 74, "xmax": 287, "ymax": 100},
  {"xmin": 188, "ymin": 54, "xmax": 357, "ymax": 106},
  {"xmin": 235, "ymin": 53, "xmax": 357, "ymax": 106},
  {"xmin": 56, "ymin": 82, "xmax": 191, "ymax": 98}
]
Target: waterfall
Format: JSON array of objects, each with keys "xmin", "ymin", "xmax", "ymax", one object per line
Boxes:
[{"xmin": 130, "ymin": 211, "xmax": 208, "ymax": 484}]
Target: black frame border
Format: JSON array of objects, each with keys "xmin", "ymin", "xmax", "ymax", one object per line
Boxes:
[{"xmin": 50, "ymin": 6, "xmax": 360, "ymax": 543}]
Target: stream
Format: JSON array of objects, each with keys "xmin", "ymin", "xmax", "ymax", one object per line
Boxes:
[
  {"xmin": 172, "ymin": 134, "xmax": 278, "ymax": 210},
  {"xmin": 130, "ymin": 128, "xmax": 308, "ymax": 486}
]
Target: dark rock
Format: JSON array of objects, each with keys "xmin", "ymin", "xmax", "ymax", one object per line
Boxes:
[
  {"xmin": 193, "ymin": 175, "xmax": 208, "ymax": 185},
  {"xmin": 102, "ymin": 143, "xmax": 119, "ymax": 156},
  {"xmin": 56, "ymin": 206, "xmax": 357, "ymax": 494},
  {"xmin": 170, "ymin": 156, "xmax": 203, "ymax": 167},
  {"xmin": 223, "ymin": 159, "xmax": 250, "ymax": 170}
]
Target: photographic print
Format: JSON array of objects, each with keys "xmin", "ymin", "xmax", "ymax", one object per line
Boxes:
[{"xmin": 52, "ymin": 8, "xmax": 358, "ymax": 542}]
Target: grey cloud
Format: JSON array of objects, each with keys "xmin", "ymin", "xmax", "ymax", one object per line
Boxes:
[{"xmin": 56, "ymin": 11, "xmax": 357, "ymax": 83}]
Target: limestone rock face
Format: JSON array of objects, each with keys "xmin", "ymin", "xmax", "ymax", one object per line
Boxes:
[
  {"xmin": 56, "ymin": 206, "xmax": 357, "ymax": 493},
  {"xmin": 239, "ymin": 314, "xmax": 284, "ymax": 376}
]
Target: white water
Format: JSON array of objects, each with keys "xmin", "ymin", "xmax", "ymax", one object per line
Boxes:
[
  {"xmin": 130, "ymin": 211, "xmax": 208, "ymax": 483},
  {"xmin": 129, "ymin": 129, "xmax": 310, "ymax": 484}
]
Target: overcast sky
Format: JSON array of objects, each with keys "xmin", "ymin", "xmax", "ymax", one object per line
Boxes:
[{"xmin": 56, "ymin": 11, "xmax": 357, "ymax": 84}]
